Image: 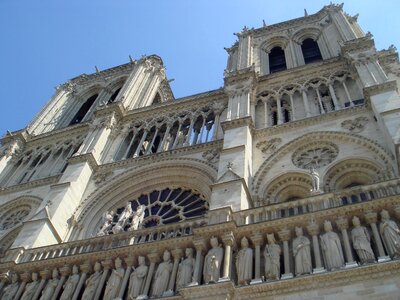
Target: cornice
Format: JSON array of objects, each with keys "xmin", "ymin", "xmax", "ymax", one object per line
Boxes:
[
  {"xmin": 0, "ymin": 130, "xmax": 28, "ymax": 146},
  {"xmin": 256, "ymin": 57, "xmax": 345, "ymax": 90},
  {"xmin": 67, "ymin": 62, "xmax": 135, "ymax": 87},
  {"xmin": 238, "ymin": 5, "xmax": 335, "ymax": 38},
  {"xmin": 122, "ymin": 89, "xmax": 227, "ymax": 123},
  {"xmin": 68, "ymin": 153, "xmax": 99, "ymax": 172},
  {"xmin": 253, "ymin": 104, "xmax": 369, "ymax": 139},
  {"xmin": 26, "ymin": 123, "xmax": 89, "ymax": 148},
  {"xmin": 363, "ymin": 80, "xmax": 398, "ymax": 102},
  {"xmin": 0, "ymin": 175, "xmax": 60, "ymax": 196},
  {"xmin": 221, "ymin": 116, "xmax": 254, "ymax": 132},
  {"xmin": 341, "ymin": 36, "xmax": 375, "ymax": 54},
  {"xmin": 98, "ymin": 140, "xmax": 223, "ymax": 174},
  {"xmin": 235, "ymin": 260, "xmax": 400, "ymax": 298}
]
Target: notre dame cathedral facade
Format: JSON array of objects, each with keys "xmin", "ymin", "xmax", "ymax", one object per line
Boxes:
[{"xmin": 1, "ymin": 3, "xmax": 400, "ymax": 300}]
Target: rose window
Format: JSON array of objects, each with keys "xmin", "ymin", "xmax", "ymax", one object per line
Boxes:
[
  {"xmin": 0, "ymin": 208, "xmax": 30, "ymax": 230},
  {"xmin": 97, "ymin": 188, "xmax": 208, "ymax": 235},
  {"xmin": 292, "ymin": 142, "xmax": 338, "ymax": 169}
]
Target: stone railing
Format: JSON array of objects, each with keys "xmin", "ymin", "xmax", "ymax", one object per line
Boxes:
[
  {"xmin": 2, "ymin": 218, "xmax": 206, "ymax": 265},
  {"xmin": 232, "ymin": 178, "xmax": 400, "ymax": 226},
  {"xmin": 1, "ymin": 193, "xmax": 400, "ymax": 299}
]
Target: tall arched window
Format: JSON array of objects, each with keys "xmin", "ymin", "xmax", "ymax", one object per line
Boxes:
[
  {"xmin": 107, "ymin": 88, "xmax": 121, "ymax": 104},
  {"xmin": 269, "ymin": 47, "xmax": 287, "ymax": 73},
  {"xmin": 301, "ymin": 38, "xmax": 322, "ymax": 64},
  {"xmin": 69, "ymin": 94, "xmax": 98, "ymax": 125}
]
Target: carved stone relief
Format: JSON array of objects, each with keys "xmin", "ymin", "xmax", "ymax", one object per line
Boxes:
[{"xmin": 341, "ymin": 116, "xmax": 369, "ymax": 133}]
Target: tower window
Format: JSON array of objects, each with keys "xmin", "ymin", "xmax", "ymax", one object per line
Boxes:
[
  {"xmin": 301, "ymin": 38, "xmax": 322, "ymax": 64},
  {"xmin": 269, "ymin": 47, "xmax": 287, "ymax": 73},
  {"xmin": 69, "ymin": 94, "xmax": 98, "ymax": 125}
]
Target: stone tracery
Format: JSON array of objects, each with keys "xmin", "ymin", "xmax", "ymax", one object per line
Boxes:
[{"xmin": 291, "ymin": 141, "xmax": 339, "ymax": 169}]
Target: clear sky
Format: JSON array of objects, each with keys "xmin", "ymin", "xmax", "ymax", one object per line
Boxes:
[{"xmin": 1, "ymin": 1, "xmax": 399, "ymax": 136}]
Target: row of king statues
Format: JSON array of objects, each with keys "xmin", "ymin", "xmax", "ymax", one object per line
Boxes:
[{"xmin": 1, "ymin": 209, "xmax": 400, "ymax": 299}]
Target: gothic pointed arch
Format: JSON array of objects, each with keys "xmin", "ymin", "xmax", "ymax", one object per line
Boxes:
[
  {"xmin": 253, "ymin": 131, "xmax": 394, "ymax": 197},
  {"xmin": 72, "ymin": 158, "xmax": 217, "ymax": 239}
]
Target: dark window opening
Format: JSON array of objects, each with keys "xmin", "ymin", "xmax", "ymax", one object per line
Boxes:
[
  {"xmin": 301, "ymin": 38, "xmax": 322, "ymax": 64},
  {"xmin": 272, "ymin": 111, "xmax": 278, "ymax": 126},
  {"xmin": 153, "ymin": 93, "xmax": 162, "ymax": 105},
  {"xmin": 269, "ymin": 47, "xmax": 287, "ymax": 73},
  {"xmin": 69, "ymin": 94, "xmax": 98, "ymax": 125},
  {"xmin": 108, "ymin": 88, "xmax": 121, "ymax": 104}
]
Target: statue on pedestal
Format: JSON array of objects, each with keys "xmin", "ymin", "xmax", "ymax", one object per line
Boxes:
[
  {"xmin": 128, "ymin": 256, "xmax": 148, "ymax": 299},
  {"xmin": 320, "ymin": 220, "xmax": 344, "ymax": 270},
  {"xmin": 379, "ymin": 209, "xmax": 400, "ymax": 258},
  {"xmin": 293, "ymin": 227, "xmax": 312, "ymax": 276},
  {"xmin": 113, "ymin": 202, "xmax": 133, "ymax": 234},
  {"xmin": 351, "ymin": 216, "xmax": 375, "ymax": 263},
  {"xmin": 203, "ymin": 237, "xmax": 223, "ymax": 284},
  {"xmin": 1, "ymin": 273, "xmax": 19, "ymax": 300},
  {"xmin": 20, "ymin": 272, "xmax": 39, "ymax": 300},
  {"xmin": 104, "ymin": 258, "xmax": 125, "ymax": 300},
  {"xmin": 60, "ymin": 265, "xmax": 80, "ymax": 300},
  {"xmin": 264, "ymin": 233, "xmax": 281, "ymax": 280},
  {"xmin": 128, "ymin": 205, "xmax": 146, "ymax": 231},
  {"xmin": 82, "ymin": 262, "xmax": 103, "ymax": 300},
  {"xmin": 97, "ymin": 210, "xmax": 114, "ymax": 236},
  {"xmin": 176, "ymin": 248, "xmax": 195, "ymax": 289},
  {"xmin": 151, "ymin": 250, "xmax": 173, "ymax": 297},
  {"xmin": 39, "ymin": 269, "xmax": 59, "ymax": 300},
  {"xmin": 310, "ymin": 167, "xmax": 322, "ymax": 193},
  {"xmin": 235, "ymin": 237, "xmax": 253, "ymax": 285}
]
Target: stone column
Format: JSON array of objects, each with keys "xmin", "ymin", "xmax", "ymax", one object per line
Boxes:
[
  {"xmin": 142, "ymin": 252, "xmax": 159, "ymax": 297},
  {"xmin": 52, "ymin": 265, "xmax": 70, "ymax": 300},
  {"xmin": 364, "ymin": 211, "xmax": 390, "ymax": 262},
  {"xmin": 14, "ymin": 272, "xmax": 30, "ymax": 300},
  {"xmin": 336, "ymin": 217, "xmax": 358, "ymax": 268},
  {"xmin": 250, "ymin": 233, "xmax": 263, "ymax": 284},
  {"xmin": 328, "ymin": 84, "xmax": 341, "ymax": 109},
  {"xmin": 72, "ymin": 262, "xmax": 90, "ymax": 300},
  {"xmin": 191, "ymin": 238, "xmax": 206, "ymax": 285},
  {"xmin": 93, "ymin": 259, "xmax": 112, "ymax": 300},
  {"xmin": 301, "ymin": 90, "xmax": 311, "ymax": 117},
  {"xmin": 211, "ymin": 110, "xmax": 222, "ymax": 141},
  {"xmin": 278, "ymin": 229, "xmax": 293, "ymax": 279},
  {"xmin": 289, "ymin": 94, "xmax": 295, "ymax": 121},
  {"xmin": 118, "ymin": 256, "xmax": 135, "ymax": 299},
  {"xmin": 165, "ymin": 249, "xmax": 183, "ymax": 295},
  {"xmin": 342, "ymin": 81, "xmax": 354, "ymax": 106},
  {"xmin": 33, "ymin": 269, "xmax": 50, "ymax": 300},
  {"xmin": 221, "ymin": 232, "xmax": 235, "ymax": 281},
  {"xmin": 315, "ymin": 88, "xmax": 325, "ymax": 114},
  {"xmin": 264, "ymin": 101, "xmax": 269, "ymax": 127},
  {"xmin": 276, "ymin": 97, "xmax": 283, "ymax": 124},
  {"xmin": 133, "ymin": 130, "xmax": 148, "ymax": 157},
  {"xmin": 306, "ymin": 222, "xmax": 325, "ymax": 273}
]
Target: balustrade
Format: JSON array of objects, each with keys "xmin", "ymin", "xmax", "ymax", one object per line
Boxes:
[{"xmin": 1, "ymin": 200, "xmax": 400, "ymax": 299}]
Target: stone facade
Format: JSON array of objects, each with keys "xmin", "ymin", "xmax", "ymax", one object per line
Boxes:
[{"xmin": 1, "ymin": 4, "xmax": 400, "ymax": 300}]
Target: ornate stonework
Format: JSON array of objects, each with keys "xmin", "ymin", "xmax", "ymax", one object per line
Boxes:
[{"xmin": 1, "ymin": 4, "xmax": 400, "ymax": 300}]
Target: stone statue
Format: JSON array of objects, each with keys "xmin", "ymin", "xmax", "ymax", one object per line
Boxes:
[
  {"xmin": 264, "ymin": 233, "xmax": 281, "ymax": 280},
  {"xmin": 235, "ymin": 237, "xmax": 253, "ymax": 285},
  {"xmin": 320, "ymin": 220, "xmax": 344, "ymax": 270},
  {"xmin": 293, "ymin": 227, "xmax": 312, "ymax": 275},
  {"xmin": 60, "ymin": 265, "xmax": 80, "ymax": 300},
  {"xmin": 82, "ymin": 262, "xmax": 103, "ymax": 300},
  {"xmin": 113, "ymin": 202, "xmax": 133, "ymax": 234},
  {"xmin": 1, "ymin": 273, "xmax": 19, "ymax": 300},
  {"xmin": 97, "ymin": 210, "xmax": 114, "ymax": 236},
  {"xmin": 104, "ymin": 258, "xmax": 125, "ymax": 300},
  {"xmin": 151, "ymin": 250, "xmax": 173, "ymax": 297},
  {"xmin": 20, "ymin": 272, "xmax": 39, "ymax": 300},
  {"xmin": 351, "ymin": 216, "xmax": 375, "ymax": 263},
  {"xmin": 379, "ymin": 209, "xmax": 400, "ymax": 258},
  {"xmin": 128, "ymin": 205, "xmax": 146, "ymax": 231},
  {"xmin": 39, "ymin": 269, "xmax": 59, "ymax": 300},
  {"xmin": 128, "ymin": 256, "xmax": 148, "ymax": 299},
  {"xmin": 203, "ymin": 236, "xmax": 224, "ymax": 284},
  {"xmin": 310, "ymin": 167, "xmax": 321, "ymax": 193},
  {"xmin": 176, "ymin": 248, "xmax": 195, "ymax": 289}
]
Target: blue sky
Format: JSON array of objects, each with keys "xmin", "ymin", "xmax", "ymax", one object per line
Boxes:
[{"xmin": 0, "ymin": 1, "xmax": 399, "ymax": 136}]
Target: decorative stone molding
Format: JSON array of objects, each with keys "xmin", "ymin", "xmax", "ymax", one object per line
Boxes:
[
  {"xmin": 341, "ymin": 116, "xmax": 369, "ymax": 133},
  {"xmin": 201, "ymin": 149, "xmax": 220, "ymax": 164},
  {"xmin": 255, "ymin": 138, "xmax": 282, "ymax": 154}
]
